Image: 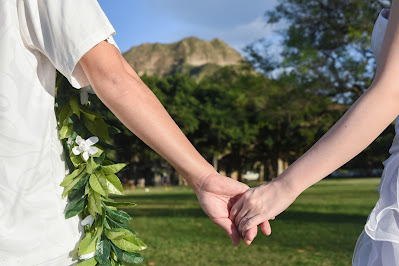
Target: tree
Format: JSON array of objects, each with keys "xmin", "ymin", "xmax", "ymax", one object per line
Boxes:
[
  {"xmin": 244, "ymin": 0, "xmax": 395, "ymax": 175},
  {"xmin": 267, "ymin": 0, "xmax": 390, "ymax": 103}
]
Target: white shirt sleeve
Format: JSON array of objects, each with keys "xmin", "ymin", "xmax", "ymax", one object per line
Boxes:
[{"xmin": 17, "ymin": 0, "xmax": 120, "ymax": 89}]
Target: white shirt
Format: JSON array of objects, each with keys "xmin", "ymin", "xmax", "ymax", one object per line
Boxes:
[{"xmin": 0, "ymin": 1, "xmax": 119, "ymax": 265}]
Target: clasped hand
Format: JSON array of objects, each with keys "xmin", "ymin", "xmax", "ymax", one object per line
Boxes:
[
  {"xmin": 229, "ymin": 179, "xmax": 298, "ymax": 244},
  {"xmin": 196, "ymin": 173, "xmax": 298, "ymax": 245}
]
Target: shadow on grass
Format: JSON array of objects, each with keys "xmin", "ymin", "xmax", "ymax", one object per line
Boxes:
[
  {"xmin": 125, "ymin": 207, "xmax": 367, "ymax": 225},
  {"xmin": 112, "ymin": 193, "xmax": 198, "ymax": 201}
]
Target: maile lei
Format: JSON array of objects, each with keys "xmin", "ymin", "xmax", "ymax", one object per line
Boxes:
[{"xmin": 55, "ymin": 81, "xmax": 146, "ymax": 266}]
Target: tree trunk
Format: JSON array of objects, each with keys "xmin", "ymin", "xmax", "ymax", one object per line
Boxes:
[
  {"xmin": 178, "ymin": 174, "xmax": 187, "ymax": 186},
  {"xmin": 231, "ymin": 171, "xmax": 239, "ymax": 181},
  {"xmin": 212, "ymin": 153, "xmax": 219, "ymax": 171},
  {"xmin": 259, "ymin": 163, "xmax": 265, "ymax": 182},
  {"xmin": 144, "ymin": 168, "xmax": 153, "ymax": 186},
  {"xmin": 277, "ymin": 157, "xmax": 289, "ymax": 176},
  {"xmin": 277, "ymin": 158, "xmax": 284, "ymax": 176}
]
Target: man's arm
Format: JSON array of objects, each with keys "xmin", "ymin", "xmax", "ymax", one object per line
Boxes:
[{"xmin": 77, "ymin": 41, "xmax": 258, "ymax": 245}]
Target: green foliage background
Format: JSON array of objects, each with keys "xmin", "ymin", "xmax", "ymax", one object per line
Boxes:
[{"xmin": 58, "ymin": 0, "xmax": 393, "ymax": 184}]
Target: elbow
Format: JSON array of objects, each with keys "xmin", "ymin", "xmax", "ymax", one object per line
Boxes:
[{"xmin": 91, "ymin": 69, "xmax": 147, "ymax": 105}]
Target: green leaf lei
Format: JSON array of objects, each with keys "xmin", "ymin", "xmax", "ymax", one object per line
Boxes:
[{"xmin": 55, "ymin": 83, "xmax": 146, "ymax": 266}]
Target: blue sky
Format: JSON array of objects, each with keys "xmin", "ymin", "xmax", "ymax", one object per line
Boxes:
[{"xmin": 97, "ymin": 0, "xmax": 281, "ymax": 54}]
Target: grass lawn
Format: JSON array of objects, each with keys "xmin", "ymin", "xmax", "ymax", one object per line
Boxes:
[{"xmin": 113, "ymin": 178, "xmax": 381, "ymax": 266}]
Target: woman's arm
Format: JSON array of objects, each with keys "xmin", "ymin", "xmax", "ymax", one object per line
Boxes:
[{"xmin": 230, "ymin": 0, "xmax": 399, "ymax": 241}]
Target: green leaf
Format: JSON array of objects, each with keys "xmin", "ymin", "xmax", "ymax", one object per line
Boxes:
[
  {"xmin": 88, "ymin": 190, "xmax": 102, "ymax": 216},
  {"xmin": 80, "ymin": 105, "xmax": 104, "ymax": 120},
  {"xmin": 95, "ymin": 238, "xmax": 111, "ymax": 265},
  {"xmin": 110, "ymin": 243, "xmax": 123, "ymax": 262},
  {"xmin": 105, "ymin": 206, "xmax": 131, "ymax": 224},
  {"xmin": 70, "ymin": 148, "xmax": 84, "ymax": 167},
  {"xmin": 105, "ymin": 229, "xmax": 126, "ymax": 241},
  {"xmin": 60, "ymin": 124, "xmax": 72, "ymax": 140},
  {"xmin": 76, "ymin": 257, "xmax": 98, "ymax": 266},
  {"xmin": 107, "ymin": 218, "xmax": 136, "ymax": 236},
  {"xmin": 102, "ymin": 198, "xmax": 137, "ymax": 208},
  {"xmin": 107, "ymin": 228, "xmax": 146, "ymax": 253},
  {"xmin": 78, "ymin": 232, "xmax": 97, "ymax": 256},
  {"xmin": 87, "ymin": 157, "xmax": 99, "ymax": 174},
  {"xmin": 60, "ymin": 166, "xmax": 86, "ymax": 187},
  {"xmin": 68, "ymin": 187, "xmax": 85, "ymax": 205},
  {"xmin": 58, "ymin": 104, "xmax": 73, "ymax": 125},
  {"xmin": 89, "ymin": 173, "xmax": 107, "ymax": 197},
  {"xmin": 103, "ymin": 173, "xmax": 124, "ymax": 195},
  {"xmin": 93, "ymin": 147, "xmax": 105, "ymax": 160},
  {"xmin": 102, "ymin": 164, "xmax": 127, "ymax": 175},
  {"xmin": 62, "ymin": 173, "xmax": 84, "ymax": 198},
  {"xmin": 97, "ymin": 171, "xmax": 109, "ymax": 197},
  {"xmin": 122, "ymin": 252, "xmax": 144, "ymax": 264},
  {"xmin": 82, "ymin": 110, "xmax": 97, "ymax": 121},
  {"xmin": 70, "ymin": 173, "xmax": 90, "ymax": 194},
  {"xmin": 65, "ymin": 196, "xmax": 85, "ymax": 219},
  {"xmin": 108, "ymin": 126, "xmax": 121, "ymax": 136},
  {"xmin": 93, "ymin": 118, "xmax": 110, "ymax": 141},
  {"xmin": 70, "ymin": 97, "xmax": 81, "ymax": 118}
]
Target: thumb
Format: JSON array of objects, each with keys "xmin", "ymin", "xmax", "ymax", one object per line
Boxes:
[{"xmin": 213, "ymin": 217, "xmax": 241, "ymax": 246}]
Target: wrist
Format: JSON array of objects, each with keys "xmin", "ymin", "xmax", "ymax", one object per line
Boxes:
[
  {"xmin": 273, "ymin": 171, "xmax": 304, "ymax": 199},
  {"xmin": 180, "ymin": 164, "xmax": 217, "ymax": 193}
]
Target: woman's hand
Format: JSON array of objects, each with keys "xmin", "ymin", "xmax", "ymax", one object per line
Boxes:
[{"xmin": 229, "ymin": 179, "xmax": 299, "ymax": 242}]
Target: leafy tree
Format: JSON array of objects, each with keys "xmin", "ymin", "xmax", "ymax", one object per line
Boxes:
[
  {"xmin": 244, "ymin": 0, "xmax": 394, "ymax": 176},
  {"xmin": 267, "ymin": 0, "xmax": 389, "ymax": 103}
]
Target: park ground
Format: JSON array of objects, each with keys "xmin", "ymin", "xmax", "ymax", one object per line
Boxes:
[{"xmin": 115, "ymin": 178, "xmax": 381, "ymax": 266}]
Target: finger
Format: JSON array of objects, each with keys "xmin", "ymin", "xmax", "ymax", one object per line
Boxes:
[
  {"xmin": 241, "ymin": 214, "xmax": 269, "ymax": 235},
  {"xmin": 235, "ymin": 208, "xmax": 249, "ymax": 231},
  {"xmin": 238, "ymin": 212, "xmax": 252, "ymax": 235},
  {"xmin": 229, "ymin": 196, "xmax": 245, "ymax": 222},
  {"xmin": 213, "ymin": 217, "xmax": 241, "ymax": 246},
  {"xmin": 260, "ymin": 221, "xmax": 272, "ymax": 236},
  {"xmin": 244, "ymin": 225, "xmax": 258, "ymax": 245}
]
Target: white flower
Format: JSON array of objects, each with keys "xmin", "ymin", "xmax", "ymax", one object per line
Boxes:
[
  {"xmin": 81, "ymin": 215, "xmax": 95, "ymax": 227},
  {"xmin": 72, "ymin": 136, "xmax": 99, "ymax": 161},
  {"xmin": 79, "ymin": 251, "xmax": 95, "ymax": 260},
  {"xmin": 80, "ymin": 86, "xmax": 96, "ymax": 105}
]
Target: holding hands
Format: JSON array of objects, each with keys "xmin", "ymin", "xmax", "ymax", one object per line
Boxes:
[
  {"xmin": 229, "ymin": 178, "xmax": 299, "ymax": 244},
  {"xmin": 195, "ymin": 172, "xmax": 259, "ymax": 246}
]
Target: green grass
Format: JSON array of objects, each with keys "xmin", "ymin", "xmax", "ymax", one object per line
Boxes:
[{"xmin": 113, "ymin": 178, "xmax": 381, "ymax": 266}]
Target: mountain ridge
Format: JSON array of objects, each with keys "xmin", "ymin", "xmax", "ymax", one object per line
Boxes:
[{"xmin": 122, "ymin": 36, "xmax": 245, "ymax": 79}]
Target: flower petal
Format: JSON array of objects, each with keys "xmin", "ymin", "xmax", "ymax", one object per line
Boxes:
[
  {"xmin": 79, "ymin": 251, "xmax": 95, "ymax": 260},
  {"xmin": 75, "ymin": 136, "xmax": 83, "ymax": 145},
  {"xmin": 81, "ymin": 215, "xmax": 95, "ymax": 226},
  {"xmin": 80, "ymin": 90, "xmax": 89, "ymax": 106},
  {"xmin": 83, "ymin": 151, "xmax": 89, "ymax": 161},
  {"xmin": 72, "ymin": 146, "xmax": 82, "ymax": 155},
  {"xmin": 88, "ymin": 146, "xmax": 98, "ymax": 155},
  {"xmin": 87, "ymin": 136, "xmax": 99, "ymax": 146}
]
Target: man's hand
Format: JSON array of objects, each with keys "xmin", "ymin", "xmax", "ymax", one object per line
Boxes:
[{"xmin": 195, "ymin": 172, "xmax": 258, "ymax": 246}]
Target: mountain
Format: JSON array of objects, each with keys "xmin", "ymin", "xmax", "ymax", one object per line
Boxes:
[{"xmin": 122, "ymin": 37, "xmax": 245, "ymax": 80}]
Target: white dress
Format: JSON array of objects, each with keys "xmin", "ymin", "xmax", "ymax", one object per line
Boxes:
[
  {"xmin": 352, "ymin": 8, "xmax": 399, "ymax": 266},
  {"xmin": 0, "ymin": 1, "xmax": 119, "ymax": 265}
]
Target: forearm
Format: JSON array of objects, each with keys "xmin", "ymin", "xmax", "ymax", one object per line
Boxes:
[
  {"xmin": 277, "ymin": 85, "xmax": 399, "ymax": 196},
  {"xmin": 91, "ymin": 72, "xmax": 215, "ymax": 191}
]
